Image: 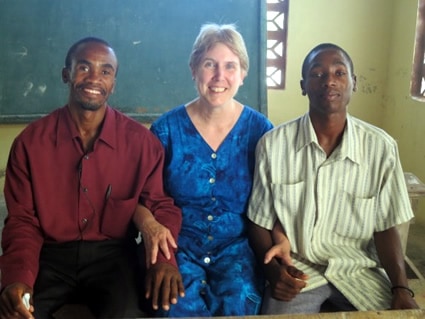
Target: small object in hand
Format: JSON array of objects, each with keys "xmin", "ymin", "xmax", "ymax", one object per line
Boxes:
[{"xmin": 22, "ymin": 293, "xmax": 30, "ymax": 310}]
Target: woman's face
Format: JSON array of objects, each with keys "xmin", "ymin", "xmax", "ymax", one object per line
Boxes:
[{"xmin": 192, "ymin": 42, "xmax": 246, "ymax": 108}]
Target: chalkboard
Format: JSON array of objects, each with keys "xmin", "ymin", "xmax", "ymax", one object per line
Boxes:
[{"xmin": 0, "ymin": 0, "xmax": 267, "ymax": 123}]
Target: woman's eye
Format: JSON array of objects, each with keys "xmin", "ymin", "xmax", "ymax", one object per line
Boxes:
[
  {"xmin": 204, "ymin": 61, "xmax": 215, "ymax": 69},
  {"xmin": 226, "ymin": 63, "xmax": 237, "ymax": 70}
]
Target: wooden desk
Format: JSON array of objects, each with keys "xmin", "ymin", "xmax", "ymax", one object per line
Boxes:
[
  {"xmin": 251, "ymin": 309, "xmax": 425, "ymax": 318},
  {"xmin": 53, "ymin": 308, "xmax": 425, "ymax": 319}
]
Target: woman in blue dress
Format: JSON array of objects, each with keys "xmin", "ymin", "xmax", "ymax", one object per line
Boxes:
[{"xmin": 149, "ymin": 23, "xmax": 273, "ymax": 316}]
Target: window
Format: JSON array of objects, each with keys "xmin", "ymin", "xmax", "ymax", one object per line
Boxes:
[
  {"xmin": 266, "ymin": 0, "xmax": 289, "ymax": 89},
  {"xmin": 411, "ymin": 0, "xmax": 425, "ymax": 100}
]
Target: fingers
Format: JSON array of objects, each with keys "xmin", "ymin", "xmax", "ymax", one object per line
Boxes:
[
  {"xmin": 264, "ymin": 244, "xmax": 293, "ymax": 266},
  {"xmin": 145, "ymin": 264, "xmax": 184, "ymax": 312},
  {"xmin": 272, "ymin": 272, "xmax": 307, "ymax": 301},
  {"xmin": 287, "ymin": 265, "xmax": 309, "ymax": 280},
  {"xmin": 0, "ymin": 290, "xmax": 33, "ymax": 319},
  {"xmin": 268, "ymin": 264, "xmax": 308, "ymax": 302},
  {"xmin": 177, "ymin": 277, "xmax": 185, "ymax": 298},
  {"xmin": 144, "ymin": 272, "xmax": 160, "ymax": 310},
  {"xmin": 166, "ymin": 232, "xmax": 177, "ymax": 249},
  {"xmin": 144, "ymin": 228, "xmax": 177, "ymax": 267},
  {"xmin": 160, "ymin": 276, "xmax": 171, "ymax": 311},
  {"xmin": 150, "ymin": 242, "xmax": 159, "ymax": 265}
]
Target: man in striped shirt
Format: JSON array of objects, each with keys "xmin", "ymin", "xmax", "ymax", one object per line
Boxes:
[{"xmin": 247, "ymin": 43, "xmax": 419, "ymax": 313}]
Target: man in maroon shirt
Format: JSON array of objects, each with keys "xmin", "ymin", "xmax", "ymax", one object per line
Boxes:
[{"xmin": 0, "ymin": 37, "xmax": 184, "ymax": 318}]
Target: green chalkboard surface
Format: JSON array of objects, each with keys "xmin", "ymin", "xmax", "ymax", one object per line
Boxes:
[{"xmin": 0, "ymin": 0, "xmax": 267, "ymax": 123}]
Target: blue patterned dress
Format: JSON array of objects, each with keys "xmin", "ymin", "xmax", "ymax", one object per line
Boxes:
[{"xmin": 150, "ymin": 105, "xmax": 273, "ymax": 316}]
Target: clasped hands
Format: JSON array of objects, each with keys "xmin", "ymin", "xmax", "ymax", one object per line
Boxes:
[{"xmin": 265, "ymin": 228, "xmax": 309, "ymax": 301}]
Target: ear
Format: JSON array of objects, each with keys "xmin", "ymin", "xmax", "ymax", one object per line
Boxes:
[
  {"xmin": 300, "ymin": 79, "xmax": 307, "ymax": 96},
  {"xmin": 190, "ymin": 66, "xmax": 196, "ymax": 81},
  {"xmin": 111, "ymin": 78, "xmax": 116, "ymax": 94},
  {"xmin": 240, "ymin": 70, "xmax": 247, "ymax": 87},
  {"xmin": 62, "ymin": 67, "xmax": 70, "ymax": 84},
  {"xmin": 352, "ymin": 74, "xmax": 357, "ymax": 92}
]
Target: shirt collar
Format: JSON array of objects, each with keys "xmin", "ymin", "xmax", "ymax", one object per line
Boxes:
[
  {"xmin": 297, "ymin": 113, "xmax": 362, "ymax": 165},
  {"xmin": 56, "ymin": 105, "xmax": 116, "ymax": 150},
  {"xmin": 341, "ymin": 114, "xmax": 362, "ymax": 165},
  {"xmin": 296, "ymin": 113, "xmax": 318, "ymax": 152},
  {"xmin": 97, "ymin": 106, "xmax": 116, "ymax": 149}
]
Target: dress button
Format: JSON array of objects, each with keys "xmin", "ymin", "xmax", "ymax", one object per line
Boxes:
[
  {"xmin": 84, "ymin": 155, "xmax": 89, "ymax": 160},
  {"xmin": 207, "ymin": 235, "xmax": 213, "ymax": 241},
  {"xmin": 207, "ymin": 215, "xmax": 213, "ymax": 221},
  {"xmin": 83, "ymin": 187, "xmax": 88, "ymax": 193},
  {"xmin": 201, "ymin": 280, "xmax": 207, "ymax": 285},
  {"xmin": 82, "ymin": 218, "xmax": 88, "ymax": 223},
  {"xmin": 211, "ymin": 153, "xmax": 217, "ymax": 159},
  {"xmin": 211, "ymin": 197, "xmax": 216, "ymax": 201},
  {"xmin": 203, "ymin": 257, "xmax": 211, "ymax": 264},
  {"xmin": 209, "ymin": 178, "xmax": 215, "ymax": 184}
]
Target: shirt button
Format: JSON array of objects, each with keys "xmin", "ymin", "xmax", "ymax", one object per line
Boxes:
[
  {"xmin": 83, "ymin": 187, "xmax": 88, "ymax": 193},
  {"xmin": 211, "ymin": 197, "xmax": 216, "ymax": 201},
  {"xmin": 82, "ymin": 218, "xmax": 88, "ymax": 223},
  {"xmin": 209, "ymin": 178, "xmax": 215, "ymax": 184},
  {"xmin": 203, "ymin": 257, "xmax": 211, "ymax": 264},
  {"xmin": 207, "ymin": 235, "xmax": 213, "ymax": 241},
  {"xmin": 84, "ymin": 155, "xmax": 89, "ymax": 160},
  {"xmin": 201, "ymin": 280, "xmax": 207, "ymax": 285},
  {"xmin": 211, "ymin": 153, "xmax": 217, "ymax": 159},
  {"xmin": 207, "ymin": 215, "xmax": 213, "ymax": 221}
]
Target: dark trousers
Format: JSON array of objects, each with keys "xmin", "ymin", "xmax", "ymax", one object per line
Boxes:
[{"xmin": 33, "ymin": 239, "xmax": 145, "ymax": 319}]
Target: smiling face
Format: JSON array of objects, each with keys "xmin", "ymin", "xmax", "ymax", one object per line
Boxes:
[
  {"xmin": 62, "ymin": 41, "xmax": 117, "ymax": 112},
  {"xmin": 300, "ymin": 48, "xmax": 356, "ymax": 116},
  {"xmin": 192, "ymin": 42, "xmax": 246, "ymax": 109}
]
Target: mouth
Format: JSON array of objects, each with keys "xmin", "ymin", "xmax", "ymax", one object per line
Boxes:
[
  {"xmin": 209, "ymin": 86, "xmax": 226, "ymax": 93},
  {"xmin": 78, "ymin": 85, "xmax": 105, "ymax": 97},
  {"xmin": 322, "ymin": 90, "xmax": 340, "ymax": 100}
]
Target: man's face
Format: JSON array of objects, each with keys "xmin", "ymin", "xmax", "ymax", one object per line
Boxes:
[
  {"xmin": 301, "ymin": 48, "xmax": 356, "ymax": 116},
  {"xmin": 63, "ymin": 42, "xmax": 117, "ymax": 111}
]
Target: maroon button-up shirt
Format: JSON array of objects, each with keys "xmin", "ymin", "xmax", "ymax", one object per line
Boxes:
[{"xmin": 1, "ymin": 105, "xmax": 181, "ymax": 289}]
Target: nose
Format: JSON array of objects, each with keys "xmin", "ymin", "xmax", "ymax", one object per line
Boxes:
[
  {"xmin": 85, "ymin": 68, "xmax": 102, "ymax": 83},
  {"xmin": 213, "ymin": 65, "xmax": 225, "ymax": 80},
  {"xmin": 322, "ymin": 73, "xmax": 336, "ymax": 87}
]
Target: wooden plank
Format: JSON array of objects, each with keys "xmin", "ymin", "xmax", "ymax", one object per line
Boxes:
[{"xmin": 232, "ymin": 309, "xmax": 425, "ymax": 318}]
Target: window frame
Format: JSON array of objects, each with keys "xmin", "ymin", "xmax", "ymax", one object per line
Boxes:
[{"xmin": 266, "ymin": 0, "xmax": 289, "ymax": 90}]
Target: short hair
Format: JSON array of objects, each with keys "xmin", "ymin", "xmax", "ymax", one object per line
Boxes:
[
  {"xmin": 189, "ymin": 23, "xmax": 249, "ymax": 74},
  {"xmin": 64, "ymin": 37, "xmax": 113, "ymax": 69},
  {"xmin": 301, "ymin": 43, "xmax": 354, "ymax": 79}
]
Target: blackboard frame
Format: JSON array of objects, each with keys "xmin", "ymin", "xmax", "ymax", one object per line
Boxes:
[{"xmin": 0, "ymin": 0, "xmax": 267, "ymax": 124}]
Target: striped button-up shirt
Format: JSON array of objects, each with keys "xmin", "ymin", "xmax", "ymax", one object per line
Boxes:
[{"xmin": 247, "ymin": 112, "xmax": 413, "ymax": 310}]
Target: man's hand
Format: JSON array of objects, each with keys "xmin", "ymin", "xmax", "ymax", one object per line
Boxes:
[
  {"xmin": 268, "ymin": 264, "xmax": 308, "ymax": 301},
  {"xmin": 391, "ymin": 287, "xmax": 419, "ymax": 310},
  {"xmin": 264, "ymin": 241, "xmax": 308, "ymax": 301},
  {"xmin": 0, "ymin": 283, "xmax": 34, "ymax": 319},
  {"xmin": 144, "ymin": 263, "xmax": 185, "ymax": 311}
]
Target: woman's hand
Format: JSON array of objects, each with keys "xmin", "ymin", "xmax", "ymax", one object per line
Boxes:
[{"xmin": 133, "ymin": 204, "xmax": 177, "ymax": 268}]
